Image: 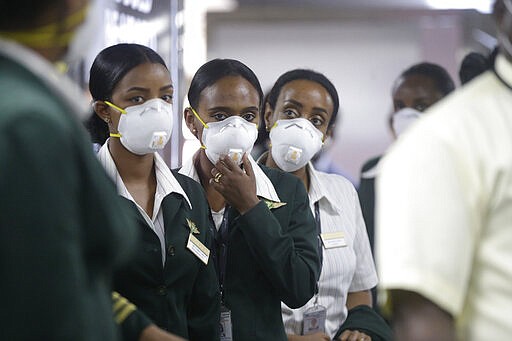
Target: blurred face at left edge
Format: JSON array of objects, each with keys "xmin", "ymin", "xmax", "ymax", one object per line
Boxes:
[{"xmin": 0, "ymin": 0, "xmax": 91, "ymax": 62}]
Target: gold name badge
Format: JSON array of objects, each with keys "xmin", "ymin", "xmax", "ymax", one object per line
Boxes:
[
  {"xmin": 320, "ymin": 231, "xmax": 347, "ymax": 249},
  {"xmin": 187, "ymin": 234, "xmax": 210, "ymax": 264}
]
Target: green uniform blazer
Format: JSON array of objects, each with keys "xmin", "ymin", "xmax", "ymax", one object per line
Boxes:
[
  {"xmin": 222, "ymin": 165, "xmax": 320, "ymax": 340},
  {"xmin": 0, "ymin": 52, "xmax": 137, "ymax": 340},
  {"xmin": 113, "ymin": 171, "xmax": 220, "ymax": 341}
]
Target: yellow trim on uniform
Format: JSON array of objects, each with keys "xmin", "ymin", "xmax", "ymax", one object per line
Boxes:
[{"xmin": 112, "ymin": 291, "xmax": 137, "ymax": 324}]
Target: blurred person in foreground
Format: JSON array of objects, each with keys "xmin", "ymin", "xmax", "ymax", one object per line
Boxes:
[
  {"xmin": 0, "ymin": 0, "xmax": 137, "ymax": 339},
  {"xmin": 0, "ymin": 1, "xmax": 184, "ymax": 340},
  {"xmin": 376, "ymin": 0, "xmax": 512, "ymax": 340}
]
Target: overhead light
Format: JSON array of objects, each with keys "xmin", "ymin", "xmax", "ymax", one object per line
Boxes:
[
  {"xmin": 207, "ymin": 0, "xmax": 238, "ymax": 12},
  {"xmin": 425, "ymin": 0, "xmax": 493, "ymax": 13}
]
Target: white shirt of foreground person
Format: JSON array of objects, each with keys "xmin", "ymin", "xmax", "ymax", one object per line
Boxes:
[
  {"xmin": 283, "ymin": 163, "xmax": 378, "ymax": 338},
  {"xmin": 376, "ymin": 54, "xmax": 512, "ymax": 340}
]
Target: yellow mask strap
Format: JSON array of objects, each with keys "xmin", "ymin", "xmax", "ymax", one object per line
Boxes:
[
  {"xmin": 0, "ymin": 5, "xmax": 89, "ymax": 48},
  {"xmin": 189, "ymin": 107, "xmax": 209, "ymax": 129},
  {"xmin": 188, "ymin": 107, "xmax": 208, "ymax": 149},
  {"xmin": 104, "ymin": 101, "xmax": 127, "ymax": 114},
  {"xmin": 103, "ymin": 101, "xmax": 125, "ymax": 138}
]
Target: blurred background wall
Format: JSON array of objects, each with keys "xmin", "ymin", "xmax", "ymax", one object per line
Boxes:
[
  {"xmin": 80, "ymin": 0, "xmax": 496, "ymax": 185},
  {"xmin": 197, "ymin": 0, "xmax": 496, "ymax": 185}
]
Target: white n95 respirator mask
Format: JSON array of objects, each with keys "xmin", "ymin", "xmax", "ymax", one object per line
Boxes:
[
  {"xmin": 391, "ymin": 107, "xmax": 421, "ymax": 137},
  {"xmin": 269, "ymin": 118, "xmax": 324, "ymax": 172},
  {"xmin": 106, "ymin": 98, "xmax": 173, "ymax": 155},
  {"xmin": 191, "ymin": 108, "xmax": 258, "ymax": 165}
]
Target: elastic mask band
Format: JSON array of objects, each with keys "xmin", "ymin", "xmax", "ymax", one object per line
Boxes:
[
  {"xmin": 189, "ymin": 107, "xmax": 209, "ymax": 128},
  {"xmin": 104, "ymin": 101, "xmax": 127, "ymax": 114}
]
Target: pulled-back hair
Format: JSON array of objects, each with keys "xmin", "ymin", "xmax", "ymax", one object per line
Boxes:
[
  {"xmin": 187, "ymin": 58, "xmax": 263, "ymax": 110},
  {"xmin": 399, "ymin": 62, "xmax": 455, "ymax": 96}
]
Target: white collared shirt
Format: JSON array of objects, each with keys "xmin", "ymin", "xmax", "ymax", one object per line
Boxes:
[
  {"xmin": 98, "ymin": 141, "xmax": 192, "ymax": 265},
  {"xmin": 179, "ymin": 152, "xmax": 281, "ymax": 230},
  {"xmin": 282, "ymin": 163, "xmax": 378, "ymax": 338}
]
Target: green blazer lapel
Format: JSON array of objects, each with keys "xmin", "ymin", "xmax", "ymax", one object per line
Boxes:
[
  {"xmin": 120, "ymin": 197, "xmax": 148, "ymax": 228},
  {"xmin": 226, "ymin": 205, "xmax": 241, "ymax": 237},
  {"xmin": 161, "ymin": 193, "xmax": 187, "ymax": 243}
]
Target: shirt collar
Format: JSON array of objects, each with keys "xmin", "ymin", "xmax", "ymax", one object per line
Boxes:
[
  {"xmin": 179, "ymin": 151, "xmax": 281, "ymax": 203},
  {"xmin": 98, "ymin": 140, "xmax": 192, "ymax": 209},
  {"xmin": 307, "ymin": 162, "xmax": 343, "ymax": 214},
  {"xmin": 0, "ymin": 38, "xmax": 90, "ymax": 121}
]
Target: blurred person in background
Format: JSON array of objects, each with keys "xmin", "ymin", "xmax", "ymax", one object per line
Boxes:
[
  {"xmin": 261, "ymin": 69, "xmax": 391, "ymax": 341},
  {"xmin": 376, "ymin": 0, "xmax": 512, "ymax": 339}
]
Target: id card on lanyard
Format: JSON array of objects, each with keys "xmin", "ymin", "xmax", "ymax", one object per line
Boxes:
[
  {"xmin": 302, "ymin": 299, "xmax": 327, "ymax": 335},
  {"xmin": 216, "ymin": 206, "xmax": 233, "ymax": 341},
  {"xmin": 302, "ymin": 201, "xmax": 326, "ymax": 334}
]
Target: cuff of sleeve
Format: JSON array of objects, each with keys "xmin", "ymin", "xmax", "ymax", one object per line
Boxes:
[
  {"xmin": 113, "ymin": 292, "xmax": 152, "ymax": 341},
  {"xmin": 334, "ymin": 305, "xmax": 392, "ymax": 341},
  {"xmin": 119, "ymin": 309, "xmax": 153, "ymax": 341},
  {"xmin": 239, "ymin": 199, "xmax": 266, "ymax": 218}
]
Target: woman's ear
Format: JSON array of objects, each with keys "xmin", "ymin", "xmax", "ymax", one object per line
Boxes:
[
  {"xmin": 184, "ymin": 107, "xmax": 198, "ymax": 137},
  {"xmin": 264, "ymin": 102, "xmax": 274, "ymax": 132},
  {"xmin": 93, "ymin": 101, "xmax": 111, "ymax": 124}
]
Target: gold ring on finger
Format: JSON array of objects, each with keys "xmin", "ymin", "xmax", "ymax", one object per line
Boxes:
[{"xmin": 214, "ymin": 172, "xmax": 223, "ymax": 183}]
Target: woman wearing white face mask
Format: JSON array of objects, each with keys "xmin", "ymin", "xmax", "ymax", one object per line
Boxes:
[
  {"xmin": 181, "ymin": 58, "xmax": 320, "ymax": 341},
  {"xmin": 260, "ymin": 69, "xmax": 389, "ymax": 341},
  {"xmin": 88, "ymin": 43, "xmax": 220, "ymax": 341}
]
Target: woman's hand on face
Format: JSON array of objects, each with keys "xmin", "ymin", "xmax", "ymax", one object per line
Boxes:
[
  {"xmin": 210, "ymin": 153, "xmax": 260, "ymax": 214},
  {"xmin": 337, "ymin": 329, "xmax": 371, "ymax": 341}
]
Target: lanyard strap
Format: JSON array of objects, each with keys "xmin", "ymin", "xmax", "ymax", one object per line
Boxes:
[
  {"xmin": 215, "ymin": 206, "xmax": 230, "ymax": 303},
  {"xmin": 215, "ymin": 203, "xmax": 323, "ymax": 299},
  {"xmin": 314, "ymin": 201, "xmax": 323, "ymax": 296}
]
